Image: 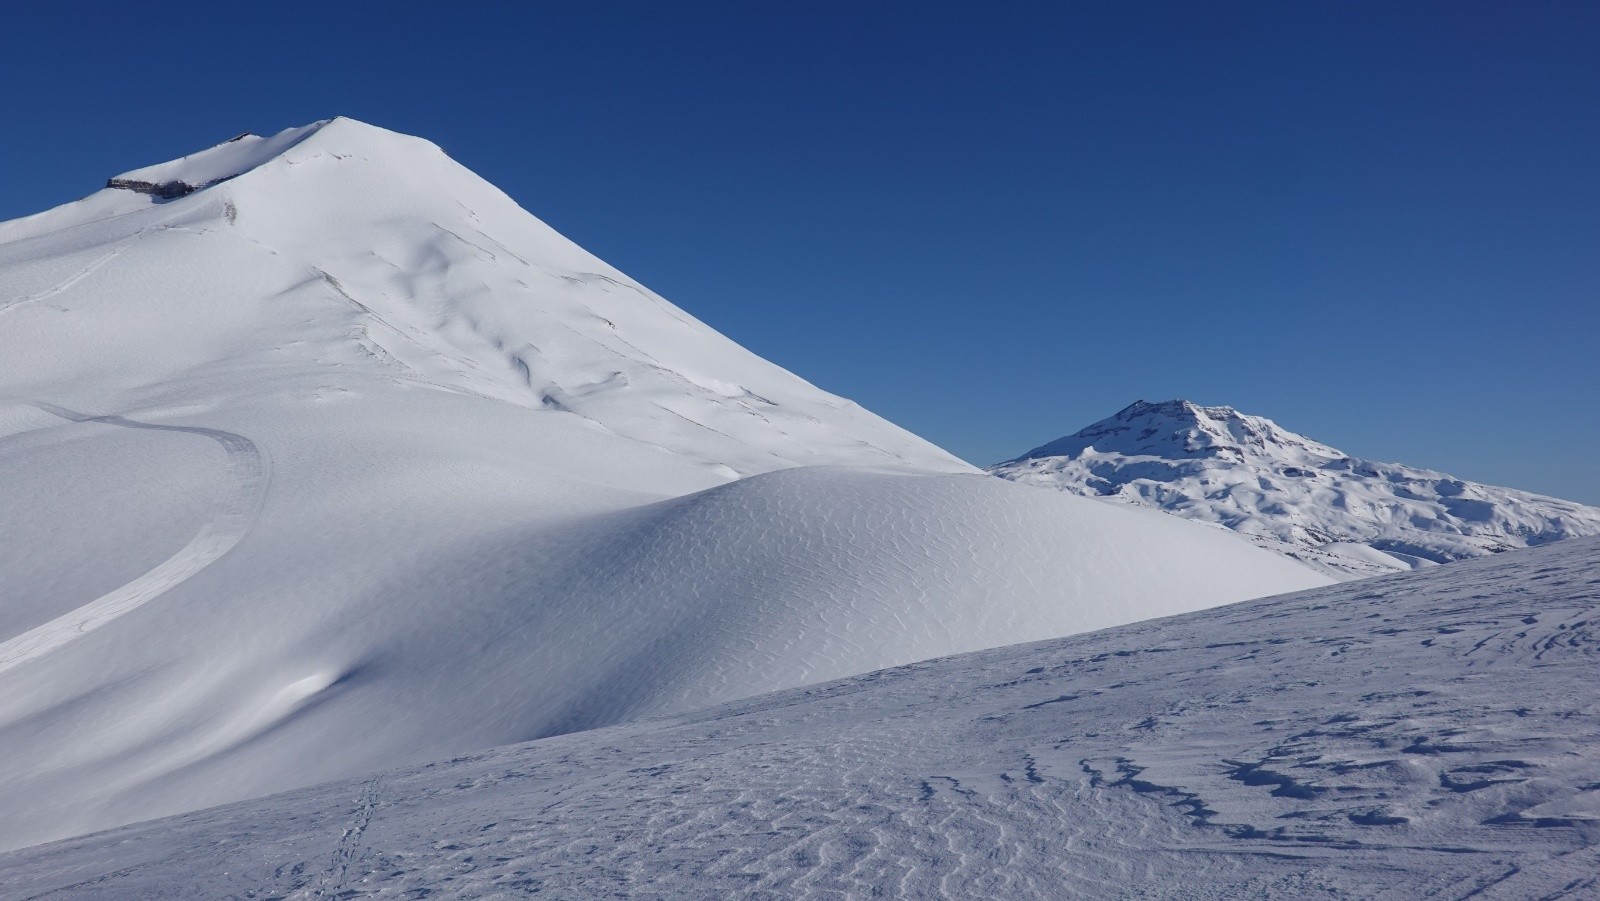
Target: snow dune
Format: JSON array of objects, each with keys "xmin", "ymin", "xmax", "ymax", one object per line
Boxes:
[
  {"xmin": 0, "ymin": 119, "xmax": 1326, "ymax": 852},
  {"xmin": 5, "ymin": 536, "xmax": 1595, "ymax": 899}
]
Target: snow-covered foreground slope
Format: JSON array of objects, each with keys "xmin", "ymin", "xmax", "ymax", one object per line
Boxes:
[
  {"xmin": 0, "ymin": 121, "xmax": 1328, "ymax": 851},
  {"xmin": 5, "ymin": 538, "xmax": 1595, "ymax": 900},
  {"xmin": 992, "ymin": 400, "xmax": 1600, "ymax": 578}
]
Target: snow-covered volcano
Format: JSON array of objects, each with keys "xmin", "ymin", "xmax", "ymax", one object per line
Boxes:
[
  {"xmin": 990, "ymin": 399, "xmax": 1600, "ymax": 578},
  {"xmin": 2, "ymin": 119, "xmax": 962, "ymax": 477},
  {"xmin": 0, "ymin": 121, "xmax": 1327, "ymax": 851}
]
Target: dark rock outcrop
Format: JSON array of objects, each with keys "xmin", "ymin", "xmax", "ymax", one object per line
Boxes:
[
  {"xmin": 104, "ymin": 178, "xmax": 202, "ymax": 199},
  {"xmin": 106, "ymin": 173, "xmax": 241, "ymax": 200}
]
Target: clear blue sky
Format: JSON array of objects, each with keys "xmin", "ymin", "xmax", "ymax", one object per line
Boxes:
[{"xmin": 4, "ymin": 2, "xmax": 1597, "ymax": 500}]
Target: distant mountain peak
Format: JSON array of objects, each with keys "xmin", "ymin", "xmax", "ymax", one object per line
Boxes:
[
  {"xmin": 993, "ymin": 401, "xmax": 1600, "ymax": 579},
  {"xmin": 1119, "ymin": 398, "xmax": 1218, "ymax": 417},
  {"xmin": 1010, "ymin": 398, "xmax": 1341, "ymax": 465}
]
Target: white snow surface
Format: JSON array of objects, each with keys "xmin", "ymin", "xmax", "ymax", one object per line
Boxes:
[
  {"xmin": 2, "ymin": 117, "xmax": 964, "ymax": 476},
  {"xmin": 4, "ymin": 536, "xmax": 1596, "ymax": 899},
  {"xmin": 0, "ymin": 120, "xmax": 1328, "ymax": 852},
  {"xmin": 991, "ymin": 399, "xmax": 1600, "ymax": 578}
]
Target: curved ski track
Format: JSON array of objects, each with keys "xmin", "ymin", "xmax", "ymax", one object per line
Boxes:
[{"xmin": 0, "ymin": 401, "xmax": 267, "ymax": 675}]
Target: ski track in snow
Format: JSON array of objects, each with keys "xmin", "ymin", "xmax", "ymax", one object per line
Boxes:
[
  {"xmin": 0, "ymin": 402, "xmax": 267, "ymax": 675},
  {"xmin": 4, "ymin": 537, "xmax": 1597, "ymax": 899},
  {"xmin": 0, "ymin": 248, "xmax": 124, "ymax": 317},
  {"xmin": 290, "ymin": 774, "xmax": 386, "ymax": 901}
]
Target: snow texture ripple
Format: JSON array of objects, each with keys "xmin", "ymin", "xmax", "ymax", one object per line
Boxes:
[{"xmin": 4, "ymin": 537, "xmax": 1596, "ymax": 899}]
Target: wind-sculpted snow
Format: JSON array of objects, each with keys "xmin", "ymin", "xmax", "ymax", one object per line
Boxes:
[
  {"xmin": 404, "ymin": 467, "xmax": 1325, "ymax": 737},
  {"xmin": 992, "ymin": 399, "xmax": 1600, "ymax": 578},
  {"xmin": 0, "ymin": 120, "xmax": 1327, "ymax": 851},
  {"xmin": 0, "ymin": 449, "xmax": 1322, "ymax": 852},
  {"xmin": 4, "ymin": 538, "xmax": 1595, "ymax": 899}
]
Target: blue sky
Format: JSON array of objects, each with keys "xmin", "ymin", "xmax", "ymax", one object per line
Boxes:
[{"xmin": 4, "ymin": 2, "xmax": 1597, "ymax": 500}]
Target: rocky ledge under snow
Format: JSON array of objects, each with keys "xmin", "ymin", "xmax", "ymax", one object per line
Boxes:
[
  {"xmin": 104, "ymin": 175, "xmax": 226, "ymax": 199},
  {"xmin": 103, "ymin": 125, "xmax": 321, "ymax": 201}
]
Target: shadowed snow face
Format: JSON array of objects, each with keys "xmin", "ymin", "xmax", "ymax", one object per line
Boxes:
[{"xmin": 3, "ymin": 535, "xmax": 1595, "ymax": 899}]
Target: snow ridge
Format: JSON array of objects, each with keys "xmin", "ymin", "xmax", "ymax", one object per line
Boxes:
[
  {"xmin": 104, "ymin": 122, "xmax": 326, "ymax": 199},
  {"xmin": 991, "ymin": 399, "xmax": 1600, "ymax": 578}
]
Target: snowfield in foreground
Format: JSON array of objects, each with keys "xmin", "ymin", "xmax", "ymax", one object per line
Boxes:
[
  {"xmin": 5, "ymin": 536, "xmax": 1596, "ymax": 899},
  {"xmin": 0, "ymin": 119, "xmax": 1327, "ymax": 852},
  {"xmin": 992, "ymin": 400, "xmax": 1600, "ymax": 578}
]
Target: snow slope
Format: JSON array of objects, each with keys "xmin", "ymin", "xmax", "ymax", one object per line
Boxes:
[
  {"xmin": 1, "ymin": 118, "xmax": 960, "ymax": 477},
  {"xmin": 991, "ymin": 399, "xmax": 1600, "ymax": 578},
  {"xmin": 5, "ymin": 536, "xmax": 1594, "ymax": 899},
  {"xmin": 0, "ymin": 121, "xmax": 1328, "ymax": 851}
]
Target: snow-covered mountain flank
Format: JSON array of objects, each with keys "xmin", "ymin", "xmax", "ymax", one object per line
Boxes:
[
  {"xmin": 991, "ymin": 400, "xmax": 1600, "ymax": 578},
  {"xmin": 0, "ymin": 120, "xmax": 1327, "ymax": 852},
  {"xmin": 6, "ymin": 534, "xmax": 1596, "ymax": 899},
  {"xmin": 2, "ymin": 119, "xmax": 958, "ymax": 477}
]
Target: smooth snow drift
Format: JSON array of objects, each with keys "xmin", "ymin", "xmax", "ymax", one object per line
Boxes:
[
  {"xmin": 5, "ymin": 536, "xmax": 1595, "ymax": 899},
  {"xmin": 0, "ymin": 120, "xmax": 1326, "ymax": 852},
  {"xmin": 992, "ymin": 399, "xmax": 1600, "ymax": 578},
  {"xmin": 0, "ymin": 401, "xmax": 266, "ymax": 675}
]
